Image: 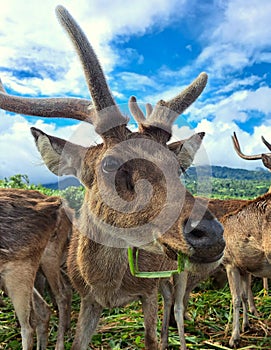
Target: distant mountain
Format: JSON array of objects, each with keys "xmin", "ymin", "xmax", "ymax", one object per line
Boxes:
[
  {"xmin": 187, "ymin": 165, "xmax": 271, "ymax": 181},
  {"xmin": 43, "ymin": 177, "xmax": 81, "ymax": 190},
  {"xmin": 42, "ymin": 166, "xmax": 271, "ymax": 190}
]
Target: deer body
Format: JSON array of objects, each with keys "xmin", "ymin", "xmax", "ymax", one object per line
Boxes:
[
  {"xmin": 0, "ymin": 189, "xmax": 60, "ymax": 350},
  {"xmin": 0, "ymin": 188, "xmax": 72, "ymax": 350},
  {"xmin": 222, "ymin": 193, "xmax": 271, "ymax": 347},
  {"xmin": 219, "ymin": 134, "xmax": 271, "ymax": 348},
  {"xmin": 68, "ymin": 230, "xmax": 178, "ymax": 349}
]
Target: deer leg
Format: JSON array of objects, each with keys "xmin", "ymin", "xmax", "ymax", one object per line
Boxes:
[
  {"xmin": 246, "ymin": 274, "xmax": 259, "ymax": 315},
  {"xmin": 263, "ymin": 277, "xmax": 268, "ymax": 294},
  {"xmin": 41, "ymin": 263, "xmax": 72, "ymax": 350},
  {"xmin": 71, "ymin": 293, "xmax": 103, "ymax": 350},
  {"xmin": 159, "ymin": 279, "xmax": 173, "ymax": 349},
  {"xmin": 226, "ymin": 265, "xmax": 242, "ymax": 348},
  {"xmin": 240, "ymin": 272, "xmax": 250, "ymax": 332},
  {"xmin": 173, "ymin": 271, "xmax": 188, "ymax": 350},
  {"xmin": 3, "ymin": 264, "xmax": 36, "ymax": 350},
  {"xmin": 141, "ymin": 291, "xmax": 159, "ymax": 350},
  {"xmin": 32, "ymin": 288, "xmax": 51, "ymax": 350}
]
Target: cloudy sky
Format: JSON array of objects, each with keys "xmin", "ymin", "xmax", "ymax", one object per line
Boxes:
[{"xmin": 1, "ymin": 0, "xmax": 271, "ymax": 184}]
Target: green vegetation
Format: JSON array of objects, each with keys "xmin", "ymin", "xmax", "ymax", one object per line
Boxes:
[
  {"xmin": 1, "ymin": 281, "xmax": 271, "ymax": 349},
  {"xmin": 184, "ymin": 177, "xmax": 271, "ymax": 199},
  {"xmin": 0, "ymin": 172, "xmax": 271, "ymax": 349},
  {"xmin": 184, "ymin": 165, "xmax": 271, "ymax": 199},
  {"xmin": 0, "ymin": 174, "xmax": 85, "ymax": 214}
]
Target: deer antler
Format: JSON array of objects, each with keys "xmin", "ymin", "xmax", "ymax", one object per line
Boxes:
[
  {"xmin": 145, "ymin": 103, "xmax": 153, "ymax": 117},
  {"xmin": 128, "ymin": 96, "xmax": 146, "ymax": 125},
  {"xmin": 232, "ymin": 132, "xmax": 263, "ymax": 160},
  {"xmin": 56, "ymin": 6, "xmax": 128, "ymax": 135},
  {"xmin": 262, "ymin": 136, "xmax": 271, "ymax": 152},
  {"xmin": 129, "ymin": 73, "xmax": 207, "ymax": 135},
  {"xmin": 0, "ymin": 78, "xmax": 93, "ymax": 122},
  {"xmin": 128, "ymin": 96, "xmax": 153, "ymax": 124}
]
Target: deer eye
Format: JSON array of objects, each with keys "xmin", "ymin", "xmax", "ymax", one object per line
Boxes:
[{"xmin": 101, "ymin": 156, "xmax": 121, "ymax": 173}]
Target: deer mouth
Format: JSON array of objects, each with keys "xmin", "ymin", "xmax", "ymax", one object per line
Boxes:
[
  {"xmin": 163, "ymin": 243, "xmax": 224, "ymax": 265},
  {"xmin": 189, "ymin": 251, "xmax": 224, "ymax": 264}
]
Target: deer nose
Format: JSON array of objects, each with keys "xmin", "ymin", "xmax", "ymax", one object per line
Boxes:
[{"xmin": 184, "ymin": 218, "xmax": 225, "ymax": 262}]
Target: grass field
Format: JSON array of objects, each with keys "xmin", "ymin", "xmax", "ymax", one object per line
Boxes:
[{"xmin": 1, "ymin": 279, "xmax": 271, "ymax": 349}]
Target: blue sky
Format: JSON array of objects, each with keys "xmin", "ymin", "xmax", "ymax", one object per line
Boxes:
[{"xmin": 1, "ymin": 0, "xmax": 271, "ymax": 184}]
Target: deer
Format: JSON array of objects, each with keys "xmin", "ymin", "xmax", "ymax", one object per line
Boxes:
[
  {"xmin": 0, "ymin": 5, "xmax": 225, "ymax": 350},
  {"xmin": 221, "ymin": 191, "xmax": 271, "ymax": 348},
  {"xmin": 218, "ymin": 133, "xmax": 271, "ymax": 348},
  {"xmin": 230, "ymin": 132, "xmax": 271, "ymax": 296},
  {"xmin": 0, "ymin": 188, "xmax": 72, "ymax": 350}
]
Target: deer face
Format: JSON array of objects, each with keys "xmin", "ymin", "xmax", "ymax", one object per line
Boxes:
[{"xmin": 0, "ymin": 6, "xmax": 225, "ymax": 264}]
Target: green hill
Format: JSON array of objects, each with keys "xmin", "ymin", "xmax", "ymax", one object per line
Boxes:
[
  {"xmin": 184, "ymin": 166, "xmax": 271, "ymax": 199},
  {"xmin": 186, "ymin": 165, "xmax": 271, "ymax": 181}
]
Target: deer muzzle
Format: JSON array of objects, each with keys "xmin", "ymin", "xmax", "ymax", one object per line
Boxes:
[{"xmin": 184, "ymin": 218, "xmax": 225, "ymax": 263}]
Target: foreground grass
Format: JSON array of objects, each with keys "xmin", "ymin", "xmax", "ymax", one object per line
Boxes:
[{"xmin": 1, "ymin": 281, "xmax": 271, "ymax": 349}]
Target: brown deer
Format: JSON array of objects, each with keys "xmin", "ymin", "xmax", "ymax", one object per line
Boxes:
[
  {"xmin": 0, "ymin": 6, "xmax": 225, "ymax": 350},
  {"xmin": 231, "ymin": 132, "xmax": 271, "ymax": 291},
  {"xmin": 221, "ymin": 192, "xmax": 271, "ymax": 348},
  {"xmin": 0, "ymin": 188, "xmax": 72, "ymax": 350},
  {"xmin": 37, "ymin": 199, "xmax": 73, "ymax": 350},
  {"xmin": 220, "ymin": 133, "xmax": 271, "ymax": 348}
]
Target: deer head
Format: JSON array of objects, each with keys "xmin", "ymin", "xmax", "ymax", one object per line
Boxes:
[
  {"xmin": 0, "ymin": 6, "xmax": 225, "ymax": 263},
  {"xmin": 232, "ymin": 132, "xmax": 271, "ymax": 171}
]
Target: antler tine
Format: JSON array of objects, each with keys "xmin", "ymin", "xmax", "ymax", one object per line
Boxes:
[
  {"xmin": 262, "ymin": 136, "xmax": 271, "ymax": 152},
  {"xmin": 0, "ymin": 78, "xmax": 5, "ymax": 93},
  {"xmin": 128, "ymin": 96, "xmax": 146, "ymax": 124},
  {"xmin": 0, "ymin": 78, "xmax": 94, "ymax": 122},
  {"xmin": 145, "ymin": 72, "xmax": 208, "ymax": 134},
  {"xmin": 145, "ymin": 103, "xmax": 153, "ymax": 117},
  {"xmin": 56, "ymin": 6, "xmax": 128, "ymax": 135},
  {"xmin": 232, "ymin": 132, "xmax": 262, "ymax": 160}
]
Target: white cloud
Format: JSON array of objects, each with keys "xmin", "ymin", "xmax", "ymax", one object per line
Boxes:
[
  {"xmin": 213, "ymin": 0, "xmax": 271, "ymax": 49},
  {"xmin": 197, "ymin": 0, "xmax": 271, "ymax": 74},
  {"xmin": 0, "ymin": 110, "xmax": 98, "ymax": 184},
  {"xmin": 115, "ymin": 72, "xmax": 159, "ymax": 92},
  {"xmin": 0, "ymin": 0, "xmax": 186, "ymax": 99},
  {"xmin": 172, "ymin": 121, "xmax": 271, "ymax": 171},
  {"xmin": 186, "ymin": 85, "xmax": 271, "ymax": 124}
]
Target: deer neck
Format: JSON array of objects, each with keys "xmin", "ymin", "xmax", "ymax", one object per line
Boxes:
[{"xmin": 76, "ymin": 200, "xmax": 128, "ymax": 290}]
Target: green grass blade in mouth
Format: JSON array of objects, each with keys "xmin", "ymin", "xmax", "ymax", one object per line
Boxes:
[{"xmin": 127, "ymin": 247, "xmax": 187, "ymax": 278}]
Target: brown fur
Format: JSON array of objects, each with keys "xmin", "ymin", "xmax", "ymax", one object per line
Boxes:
[
  {"xmin": 165, "ymin": 196, "xmax": 247, "ymax": 350},
  {"xmin": 221, "ymin": 192, "xmax": 271, "ymax": 348},
  {"xmin": 0, "ymin": 188, "xmax": 72, "ymax": 350}
]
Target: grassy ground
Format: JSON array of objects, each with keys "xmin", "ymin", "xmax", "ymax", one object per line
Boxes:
[{"xmin": 0, "ymin": 280, "xmax": 271, "ymax": 349}]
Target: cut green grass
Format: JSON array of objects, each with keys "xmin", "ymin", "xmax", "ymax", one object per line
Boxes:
[{"xmin": 1, "ymin": 281, "xmax": 271, "ymax": 349}]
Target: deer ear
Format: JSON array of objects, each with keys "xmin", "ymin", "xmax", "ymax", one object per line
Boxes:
[
  {"xmin": 168, "ymin": 132, "xmax": 205, "ymax": 171},
  {"xmin": 262, "ymin": 154, "xmax": 271, "ymax": 171},
  {"xmin": 30, "ymin": 127, "xmax": 86, "ymax": 177}
]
